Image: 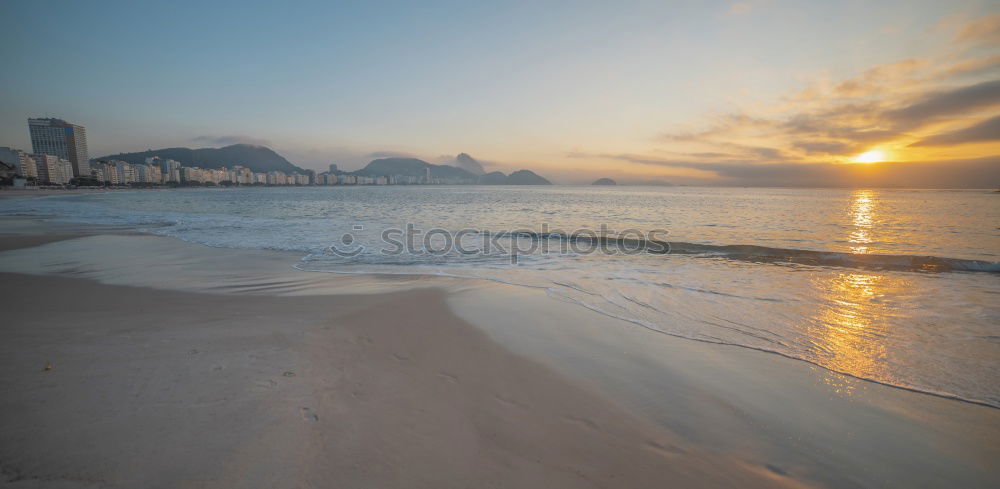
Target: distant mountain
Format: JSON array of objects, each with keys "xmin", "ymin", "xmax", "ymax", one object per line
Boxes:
[
  {"xmin": 506, "ymin": 170, "xmax": 551, "ymax": 185},
  {"xmin": 94, "ymin": 144, "xmax": 306, "ymax": 174},
  {"xmin": 355, "ymin": 157, "xmax": 478, "ymax": 181},
  {"xmin": 477, "ymin": 171, "xmax": 508, "ymax": 184},
  {"xmin": 476, "ymin": 169, "xmax": 553, "ymax": 185},
  {"xmin": 454, "ymin": 153, "xmax": 486, "ymax": 175},
  {"xmin": 592, "ymin": 178, "xmax": 617, "ymax": 185}
]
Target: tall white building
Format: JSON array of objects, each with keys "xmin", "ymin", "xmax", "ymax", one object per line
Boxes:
[
  {"xmin": 148, "ymin": 157, "xmax": 182, "ymax": 183},
  {"xmin": 93, "ymin": 161, "xmax": 119, "ymax": 185},
  {"xmin": 132, "ymin": 163, "xmax": 162, "ymax": 184},
  {"xmin": 31, "ymin": 154, "xmax": 73, "ymax": 184},
  {"xmin": 28, "ymin": 118, "xmax": 90, "ymax": 178},
  {"xmin": 0, "ymin": 147, "xmax": 37, "ymax": 179}
]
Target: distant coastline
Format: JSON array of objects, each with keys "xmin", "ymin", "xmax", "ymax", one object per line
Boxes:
[{"xmin": 3, "ymin": 143, "xmax": 554, "ymax": 188}]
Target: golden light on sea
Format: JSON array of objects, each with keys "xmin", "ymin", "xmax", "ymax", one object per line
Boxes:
[
  {"xmin": 853, "ymin": 150, "xmax": 886, "ymax": 164},
  {"xmin": 808, "ymin": 271, "xmax": 906, "ymax": 397},
  {"xmin": 810, "ymin": 189, "xmax": 905, "ymax": 397},
  {"xmin": 848, "ymin": 189, "xmax": 876, "ymax": 254}
]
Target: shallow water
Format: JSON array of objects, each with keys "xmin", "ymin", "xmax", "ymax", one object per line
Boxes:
[{"xmin": 2, "ymin": 186, "xmax": 998, "ymax": 407}]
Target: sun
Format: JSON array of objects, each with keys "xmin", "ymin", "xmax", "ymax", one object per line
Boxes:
[{"xmin": 853, "ymin": 150, "xmax": 886, "ymax": 164}]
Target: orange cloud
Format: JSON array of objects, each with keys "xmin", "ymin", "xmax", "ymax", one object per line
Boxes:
[
  {"xmin": 727, "ymin": 3, "xmax": 753, "ymax": 16},
  {"xmin": 832, "ymin": 59, "xmax": 928, "ymax": 97},
  {"xmin": 935, "ymin": 54, "xmax": 1000, "ymax": 79},
  {"xmin": 955, "ymin": 14, "xmax": 1000, "ymax": 45}
]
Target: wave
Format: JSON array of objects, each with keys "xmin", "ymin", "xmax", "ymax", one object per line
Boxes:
[
  {"xmin": 667, "ymin": 241, "xmax": 1000, "ymax": 273},
  {"xmin": 481, "ymin": 231, "xmax": 1000, "ymax": 273}
]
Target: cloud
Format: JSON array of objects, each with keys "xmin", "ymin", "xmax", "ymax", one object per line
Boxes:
[
  {"xmin": 685, "ymin": 151, "xmax": 736, "ymax": 159},
  {"xmin": 743, "ymin": 146, "xmax": 787, "ymax": 161},
  {"xmin": 596, "ymin": 153, "xmax": 1000, "ymax": 188},
  {"xmin": 955, "ymin": 14, "xmax": 1000, "ymax": 46},
  {"xmin": 936, "ymin": 54, "xmax": 1000, "ymax": 79},
  {"xmin": 792, "ymin": 140, "xmax": 854, "ymax": 154},
  {"xmin": 884, "ymin": 79, "xmax": 1000, "ymax": 124},
  {"xmin": 832, "ymin": 58, "xmax": 928, "ymax": 97},
  {"xmin": 661, "ymin": 113, "xmax": 771, "ymax": 142},
  {"xmin": 192, "ymin": 134, "xmax": 271, "ymax": 147},
  {"xmin": 880, "ymin": 25, "xmax": 900, "ymax": 36},
  {"xmin": 910, "ymin": 114, "xmax": 1000, "ymax": 146},
  {"xmin": 598, "ymin": 153, "xmax": 821, "ymax": 180},
  {"xmin": 368, "ymin": 150, "xmax": 415, "ymax": 158},
  {"xmin": 779, "ymin": 108, "xmax": 896, "ymax": 144},
  {"xmin": 656, "ymin": 77, "xmax": 1000, "ymax": 164},
  {"xmin": 727, "ymin": 3, "xmax": 752, "ymax": 16}
]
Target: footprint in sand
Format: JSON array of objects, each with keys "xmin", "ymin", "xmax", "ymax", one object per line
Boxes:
[
  {"xmin": 645, "ymin": 440, "xmax": 685, "ymax": 455},
  {"xmin": 301, "ymin": 407, "xmax": 319, "ymax": 422},
  {"xmin": 437, "ymin": 372, "xmax": 458, "ymax": 383},
  {"xmin": 561, "ymin": 415, "xmax": 599, "ymax": 430}
]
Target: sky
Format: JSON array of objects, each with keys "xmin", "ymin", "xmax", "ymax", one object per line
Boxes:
[{"xmin": 1, "ymin": 0, "xmax": 998, "ymax": 186}]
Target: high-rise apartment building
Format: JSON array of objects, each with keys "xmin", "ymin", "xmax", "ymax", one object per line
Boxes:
[
  {"xmin": 28, "ymin": 118, "xmax": 90, "ymax": 178},
  {"xmin": 148, "ymin": 157, "xmax": 181, "ymax": 183},
  {"xmin": 31, "ymin": 154, "xmax": 74, "ymax": 185}
]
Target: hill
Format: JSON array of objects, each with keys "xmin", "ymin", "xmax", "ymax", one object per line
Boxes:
[
  {"xmin": 93, "ymin": 144, "xmax": 306, "ymax": 174},
  {"xmin": 454, "ymin": 153, "xmax": 486, "ymax": 175},
  {"xmin": 477, "ymin": 171, "xmax": 508, "ymax": 184},
  {"xmin": 506, "ymin": 170, "xmax": 551, "ymax": 185},
  {"xmin": 354, "ymin": 157, "xmax": 478, "ymax": 181},
  {"xmin": 476, "ymin": 170, "xmax": 553, "ymax": 185},
  {"xmin": 592, "ymin": 178, "xmax": 617, "ymax": 185}
]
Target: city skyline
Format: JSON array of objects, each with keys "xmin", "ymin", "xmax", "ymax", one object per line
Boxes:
[
  {"xmin": 1, "ymin": 1, "xmax": 998, "ymax": 186},
  {"xmin": 4, "ymin": 116, "xmax": 517, "ymax": 186}
]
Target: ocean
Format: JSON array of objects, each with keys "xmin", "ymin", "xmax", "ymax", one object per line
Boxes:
[{"xmin": 3, "ymin": 186, "xmax": 998, "ymax": 408}]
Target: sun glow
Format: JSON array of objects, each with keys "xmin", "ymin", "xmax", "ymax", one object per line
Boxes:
[{"xmin": 853, "ymin": 150, "xmax": 886, "ymax": 164}]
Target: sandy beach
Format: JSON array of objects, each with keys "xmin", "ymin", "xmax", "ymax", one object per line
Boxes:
[{"xmin": 0, "ymin": 217, "xmax": 998, "ymax": 488}]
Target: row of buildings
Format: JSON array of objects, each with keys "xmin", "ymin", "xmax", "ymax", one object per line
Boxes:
[
  {"xmin": 0, "ymin": 145, "xmax": 413, "ymax": 187},
  {"xmin": 90, "ymin": 158, "xmax": 400, "ymax": 186},
  {"xmin": 0, "ymin": 148, "xmax": 76, "ymax": 185}
]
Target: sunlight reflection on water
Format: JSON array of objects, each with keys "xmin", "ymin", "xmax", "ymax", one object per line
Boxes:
[{"xmin": 849, "ymin": 190, "xmax": 876, "ymax": 254}]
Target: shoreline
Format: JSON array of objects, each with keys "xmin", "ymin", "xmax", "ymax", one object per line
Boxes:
[
  {"xmin": 0, "ymin": 218, "xmax": 998, "ymax": 487},
  {"xmin": 0, "ymin": 188, "xmax": 166, "ymax": 199}
]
